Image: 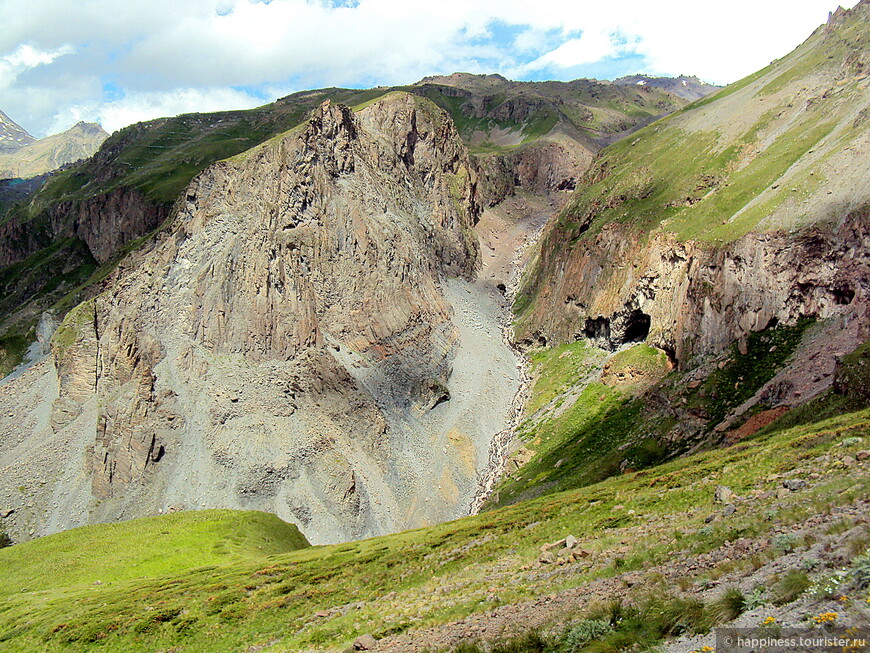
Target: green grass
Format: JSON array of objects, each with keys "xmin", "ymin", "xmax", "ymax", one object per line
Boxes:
[
  {"xmin": 491, "ymin": 381, "xmax": 665, "ymax": 507},
  {"xmin": 0, "ymin": 407, "xmax": 865, "ymax": 651},
  {"xmin": 0, "ymin": 510, "xmax": 309, "ymax": 595},
  {"xmin": 604, "ymin": 343, "xmax": 671, "ymax": 382},
  {"xmin": 692, "ymin": 319, "xmax": 813, "ymax": 426},
  {"xmin": 525, "ymin": 341, "xmax": 607, "ymax": 415}
]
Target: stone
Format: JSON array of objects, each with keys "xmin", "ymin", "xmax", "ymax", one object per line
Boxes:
[
  {"xmin": 0, "ymin": 508, "xmax": 13, "ymax": 518},
  {"xmin": 538, "ymin": 551, "xmax": 557, "ymax": 564},
  {"xmin": 843, "ymin": 456, "xmax": 857, "ymax": 467},
  {"xmin": 704, "ymin": 514, "xmax": 715, "ymax": 524},
  {"xmin": 714, "ymin": 485, "xmax": 734, "ymax": 503},
  {"xmin": 783, "ymin": 479, "xmax": 807, "ymax": 491},
  {"xmin": 856, "ymin": 450, "xmax": 870, "ymax": 461},
  {"xmin": 565, "ymin": 534, "xmax": 578, "ymax": 549},
  {"xmin": 776, "ymin": 488, "xmax": 791, "ymax": 499},
  {"xmin": 723, "ymin": 504, "xmax": 737, "ymax": 516},
  {"xmin": 353, "ymin": 634, "xmax": 378, "ymax": 650},
  {"xmin": 575, "ymin": 548, "xmax": 592, "ymax": 558}
]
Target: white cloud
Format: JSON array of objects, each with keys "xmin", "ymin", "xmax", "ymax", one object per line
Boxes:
[
  {"xmin": 49, "ymin": 87, "xmax": 265, "ymax": 134},
  {"xmin": 0, "ymin": 43, "xmax": 74, "ymax": 88},
  {"xmin": 0, "ymin": 0, "xmax": 859, "ymax": 136},
  {"xmin": 521, "ymin": 30, "xmax": 620, "ymax": 72}
]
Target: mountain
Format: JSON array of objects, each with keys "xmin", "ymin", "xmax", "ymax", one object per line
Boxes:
[
  {"xmin": 0, "ymin": 110, "xmax": 35, "ymax": 154},
  {"xmin": 0, "ymin": 94, "xmax": 520, "ymax": 545},
  {"xmin": 0, "ymin": 3, "xmax": 869, "ymax": 652},
  {"xmin": 0, "ymin": 121, "xmax": 108, "ymax": 180},
  {"xmin": 411, "ymin": 72, "xmax": 704, "ymax": 203},
  {"xmin": 613, "ymin": 74, "xmax": 719, "ymax": 101},
  {"xmin": 498, "ymin": 0, "xmax": 870, "ymax": 505},
  {"xmin": 0, "ymin": 74, "xmax": 703, "ymax": 382}
]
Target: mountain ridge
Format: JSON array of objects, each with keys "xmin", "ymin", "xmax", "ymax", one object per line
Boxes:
[
  {"xmin": 0, "ymin": 110, "xmax": 35, "ymax": 154},
  {"xmin": 0, "ymin": 120, "xmax": 108, "ymax": 180}
]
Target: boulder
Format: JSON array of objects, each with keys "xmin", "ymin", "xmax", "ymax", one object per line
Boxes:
[
  {"xmin": 783, "ymin": 479, "xmax": 807, "ymax": 491},
  {"xmin": 714, "ymin": 485, "xmax": 734, "ymax": 503},
  {"xmin": 723, "ymin": 504, "xmax": 737, "ymax": 517},
  {"xmin": 565, "ymin": 534, "xmax": 578, "ymax": 549},
  {"xmin": 354, "ymin": 634, "xmax": 378, "ymax": 650}
]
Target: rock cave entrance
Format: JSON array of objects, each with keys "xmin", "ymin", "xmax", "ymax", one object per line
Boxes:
[
  {"xmin": 622, "ymin": 309, "xmax": 651, "ymax": 344},
  {"xmin": 583, "ymin": 316, "xmax": 611, "ymax": 342}
]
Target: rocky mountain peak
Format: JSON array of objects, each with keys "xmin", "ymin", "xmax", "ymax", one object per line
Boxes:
[{"xmin": 0, "ymin": 110, "xmax": 35, "ymax": 154}]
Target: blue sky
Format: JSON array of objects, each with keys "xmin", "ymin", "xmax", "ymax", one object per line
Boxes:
[{"xmin": 0, "ymin": 0, "xmax": 858, "ymax": 136}]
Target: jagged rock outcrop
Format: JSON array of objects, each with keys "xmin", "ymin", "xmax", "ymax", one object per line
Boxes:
[
  {"xmin": 474, "ymin": 139, "xmax": 597, "ymax": 207},
  {"xmin": 8, "ymin": 93, "xmax": 498, "ymax": 544}
]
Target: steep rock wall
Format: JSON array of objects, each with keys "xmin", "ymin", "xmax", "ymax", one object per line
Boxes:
[
  {"xmin": 34, "ymin": 94, "xmax": 488, "ymax": 544},
  {"xmin": 518, "ymin": 205, "xmax": 870, "ymax": 366}
]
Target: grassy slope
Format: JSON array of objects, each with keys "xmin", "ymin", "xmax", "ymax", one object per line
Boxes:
[
  {"xmin": 490, "ymin": 319, "xmax": 870, "ymax": 509},
  {"xmin": 0, "ymin": 410, "xmax": 866, "ymax": 651},
  {"xmin": 498, "ymin": 7, "xmax": 869, "ymax": 510},
  {"xmin": 407, "ymin": 78, "xmax": 688, "ymax": 155},
  {"xmin": 0, "ymin": 510, "xmax": 309, "ymax": 595}
]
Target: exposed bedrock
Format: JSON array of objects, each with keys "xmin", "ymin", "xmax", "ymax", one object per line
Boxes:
[
  {"xmin": 519, "ymin": 205, "xmax": 870, "ymax": 366},
  {"xmin": 0, "ymin": 94, "xmax": 525, "ymax": 545}
]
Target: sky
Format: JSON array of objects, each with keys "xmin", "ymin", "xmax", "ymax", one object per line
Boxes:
[{"xmin": 0, "ymin": 0, "xmax": 859, "ymax": 137}]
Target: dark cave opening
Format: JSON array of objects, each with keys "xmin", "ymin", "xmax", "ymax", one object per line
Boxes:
[
  {"xmin": 622, "ymin": 309, "xmax": 651, "ymax": 344},
  {"xmin": 832, "ymin": 285, "xmax": 855, "ymax": 305},
  {"xmin": 583, "ymin": 316, "xmax": 611, "ymax": 342}
]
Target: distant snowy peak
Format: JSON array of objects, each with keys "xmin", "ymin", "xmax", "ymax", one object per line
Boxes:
[
  {"xmin": 0, "ymin": 110, "xmax": 36, "ymax": 154},
  {"xmin": 613, "ymin": 75, "xmax": 719, "ymax": 101}
]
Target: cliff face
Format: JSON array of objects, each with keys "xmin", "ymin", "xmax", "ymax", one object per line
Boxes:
[
  {"xmin": 520, "ymin": 207, "xmax": 869, "ymax": 365},
  {"xmin": 5, "ymin": 93, "xmax": 502, "ymax": 544}
]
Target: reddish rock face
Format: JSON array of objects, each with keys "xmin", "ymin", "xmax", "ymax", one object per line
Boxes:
[{"xmin": 517, "ymin": 208, "xmax": 870, "ymax": 366}]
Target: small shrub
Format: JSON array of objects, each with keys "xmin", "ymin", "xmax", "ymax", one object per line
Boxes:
[
  {"xmin": 800, "ymin": 557, "xmax": 822, "ymax": 571},
  {"xmin": 772, "ymin": 570, "xmax": 810, "ymax": 605},
  {"xmin": 847, "ymin": 532, "xmax": 870, "ymax": 558},
  {"xmin": 491, "ymin": 632, "xmax": 549, "ymax": 653},
  {"xmin": 0, "ymin": 532, "xmax": 11, "ymax": 548},
  {"xmin": 808, "ymin": 569, "xmax": 850, "ymax": 599},
  {"xmin": 564, "ymin": 619, "xmax": 613, "ymax": 652},
  {"xmin": 711, "ymin": 587, "xmax": 746, "ymax": 623},
  {"xmin": 586, "ymin": 598, "xmax": 626, "ymax": 627},
  {"xmin": 744, "ymin": 586, "xmax": 768, "ymax": 610},
  {"xmin": 851, "ymin": 551, "xmax": 870, "ymax": 589},
  {"xmin": 773, "ymin": 533, "xmax": 800, "ymax": 553}
]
